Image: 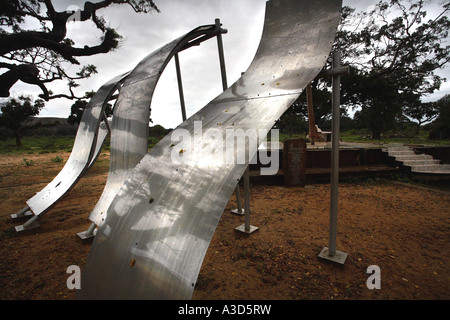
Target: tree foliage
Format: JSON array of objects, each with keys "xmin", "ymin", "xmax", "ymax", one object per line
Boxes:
[
  {"xmin": 0, "ymin": 95, "xmax": 45, "ymax": 146},
  {"xmin": 336, "ymin": 0, "xmax": 450, "ymax": 138},
  {"xmin": 0, "ymin": 0, "xmax": 159, "ymax": 101},
  {"xmin": 429, "ymin": 94, "xmax": 450, "ymax": 139},
  {"xmin": 67, "ymin": 91, "xmax": 113, "ymax": 125}
]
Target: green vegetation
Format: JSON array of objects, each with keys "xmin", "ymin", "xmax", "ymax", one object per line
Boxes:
[
  {"xmin": 22, "ymin": 158, "xmax": 34, "ymax": 166},
  {"xmin": 0, "ymin": 135, "xmax": 75, "ymax": 155},
  {"xmin": 340, "ymin": 129, "xmax": 450, "ymax": 146},
  {"xmin": 0, "ymin": 134, "xmax": 166, "ymax": 156},
  {"xmin": 51, "ymin": 155, "xmax": 63, "ymax": 163}
]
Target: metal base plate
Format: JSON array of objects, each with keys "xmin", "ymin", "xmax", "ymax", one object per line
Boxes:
[
  {"xmin": 234, "ymin": 224, "xmax": 259, "ymax": 234},
  {"xmin": 318, "ymin": 247, "xmax": 348, "ymax": 266},
  {"xmin": 77, "ymin": 231, "xmax": 96, "ymax": 244},
  {"xmin": 15, "ymin": 222, "xmax": 40, "ymax": 234},
  {"xmin": 231, "ymin": 209, "xmax": 245, "ymax": 216}
]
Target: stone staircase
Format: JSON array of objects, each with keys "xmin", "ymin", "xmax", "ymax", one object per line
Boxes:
[{"xmin": 384, "ymin": 145, "xmax": 450, "ymax": 174}]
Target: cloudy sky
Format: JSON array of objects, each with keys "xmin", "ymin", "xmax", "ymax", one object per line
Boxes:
[{"xmin": 5, "ymin": 0, "xmax": 450, "ymax": 129}]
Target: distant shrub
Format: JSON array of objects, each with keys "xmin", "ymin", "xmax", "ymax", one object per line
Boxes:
[
  {"xmin": 51, "ymin": 156, "xmax": 63, "ymax": 163},
  {"xmin": 23, "ymin": 158, "xmax": 34, "ymax": 166}
]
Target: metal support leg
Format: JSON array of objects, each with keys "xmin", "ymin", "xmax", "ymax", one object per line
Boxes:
[
  {"xmin": 77, "ymin": 222, "xmax": 97, "ymax": 244},
  {"xmin": 103, "ymin": 111, "xmax": 112, "ymax": 134},
  {"xmin": 319, "ymin": 50, "xmax": 347, "ymax": 265},
  {"xmin": 215, "ymin": 18, "xmax": 248, "ymax": 219},
  {"xmin": 215, "ymin": 18, "xmax": 228, "ymax": 90},
  {"xmin": 10, "ymin": 206, "xmax": 33, "ymax": 220},
  {"xmin": 235, "ymin": 166, "xmax": 258, "ymax": 234},
  {"xmin": 15, "ymin": 214, "xmax": 40, "ymax": 233},
  {"xmin": 175, "ymin": 53, "xmax": 187, "ymax": 122},
  {"xmin": 231, "ymin": 185, "xmax": 244, "ymax": 215}
]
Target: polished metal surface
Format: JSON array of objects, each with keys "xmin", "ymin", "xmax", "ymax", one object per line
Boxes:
[
  {"xmin": 25, "ymin": 72, "xmax": 129, "ymax": 216},
  {"xmin": 79, "ymin": 0, "xmax": 342, "ymax": 300},
  {"xmin": 87, "ymin": 120, "xmax": 110, "ymax": 169},
  {"xmin": 88, "ymin": 24, "xmax": 222, "ymax": 227}
]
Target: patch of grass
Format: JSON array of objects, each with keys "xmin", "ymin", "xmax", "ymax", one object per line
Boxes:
[
  {"xmin": 22, "ymin": 158, "xmax": 35, "ymax": 166},
  {"xmin": 0, "ymin": 135, "xmax": 75, "ymax": 155},
  {"xmin": 340, "ymin": 129, "xmax": 450, "ymax": 146},
  {"xmin": 51, "ymin": 155, "xmax": 63, "ymax": 163}
]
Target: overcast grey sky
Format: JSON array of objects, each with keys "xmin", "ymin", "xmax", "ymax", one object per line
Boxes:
[{"xmin": 5, "ymin": 0, "xmax": 450, "ymax": 129}]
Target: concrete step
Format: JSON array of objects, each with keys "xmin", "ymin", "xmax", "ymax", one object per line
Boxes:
[
  {"xmin": 388, "ymin": 150, "xmax": 415, "ymax": 157},
  {"xmin": 386, "ymin": 146, "xmax": 412, "ymax": 152},
  {"xmin": 411, "ymin": 164, "xmax": 450, "ymax": 174},
  {"xmin": 394, "ymin": 154, "xmax": 434, "ymax": 161},
  {"xmin": 383, "ymin": 145, "xmax": 450, "ymax": 174},
  {"xmin": 403, "ymin": 159, "xmax": 441, "ymax": 166}
]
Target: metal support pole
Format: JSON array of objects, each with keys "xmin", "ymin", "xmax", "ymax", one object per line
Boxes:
[
  {"xmin": 231, "ymin": 186, "xmax": 244, "ymax": 215},
  {"xmin": 214, "ymin": 18, "xmax": 247, "ymax": 217},
  {"xmin": 103, "ymin": 111, "xmax": 112, "ymax": 134},
  {"xmin": 235, "ymin": 166, "xmax": 258, "ymax": 234},
  {"xmin": 329, "ymin": 51, "xmax": 340, "ymax": 256},
  {"xmin": 318, "ymin": 51, "xmax": 347, "ymax": 265},
  {"xmin": 306, "ymin": 83, "xmax": 317, "ymax": 145},
  {"xmin": 243, "ymin": 166, "xmax": 251, "ymax": 232},
  {"xmin": 10, "ymin": 206, "xmax": 32, "ymax": 220},
  {"xmin": 15, "ymin": 214, "xmax": 40, "ymax": 233},
  {"xmin": 174, "ymin": 53, "xmax": 187, "ymax": 121},
  {"xmin": 85, "ymin": 222, "xmax": 97, "ymax": 236},
  {"xmin": 23, "ymin": 214, "xmax": 39, "ymax": 228},
  {"xmin": 215, "ymin": 18, "xmax": 228, "ymax": 90}
]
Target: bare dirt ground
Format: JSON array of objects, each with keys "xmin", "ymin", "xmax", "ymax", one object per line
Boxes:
[{"xmin": 0, "ymin": 151, "xmax": 449, "ymax": 300}]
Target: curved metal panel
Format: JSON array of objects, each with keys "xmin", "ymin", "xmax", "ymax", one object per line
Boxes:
[
  {"xmin": 88, "ymin": 25, "xmax": 220, "ymax": 227},
  {"xmin": 25, "ymin": 72, "xmax": 129, "ymax": 216},
  {"xmin": 79, "ymin": 0, "xmax": 342, "ymax": 300},
  {"xmin": 87, "ymin": 120, "xmax": 110, "ymax": 169}
]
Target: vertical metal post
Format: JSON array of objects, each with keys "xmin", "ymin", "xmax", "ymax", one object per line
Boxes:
[
  {"xmin": 235, "ymin": 166, "xmax": 258, "ymax": 234},
  {"xmin": 306, "ymin": 83, "xmax": 317, "ymax": 145},
  {"xmin": 215, "ymin": 17, "xmax": 246, "ymax": 217},
  {"xmin": 329, "ymin": 50, "xmax": 340, "ymax": 256},
  {"xmin": 215, "ymin": 18, "xmax": 228, "ymax": 90},
  {"xmin": 243, "ymin": 166, "xmax": 251, "ymax": 232},
  {"xmin": 103, "ymin": 111, "xmax": 112, "ymax": 134},
  {"xmin": 318, "ymin": 50, "xmax": 347, "ymax": 265},
  {"xmin": 175, "ymin": 53, "xmax": 187, "ymax": 121}
]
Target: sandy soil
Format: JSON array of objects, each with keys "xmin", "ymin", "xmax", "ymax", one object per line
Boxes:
[{"xmin": 0, "ymin": 151, "xmax": 449, "ymax": 300}]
